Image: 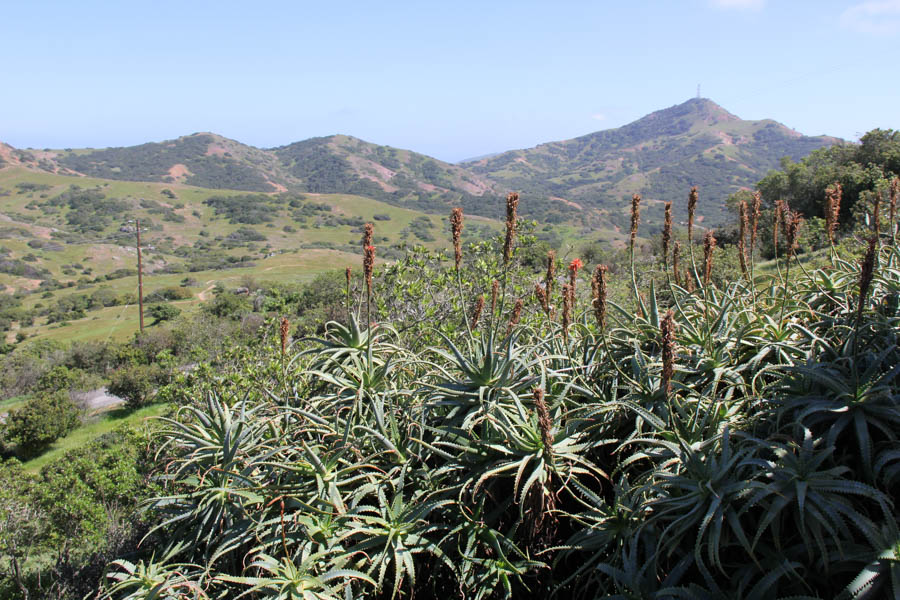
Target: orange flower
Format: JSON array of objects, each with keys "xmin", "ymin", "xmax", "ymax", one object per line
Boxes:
[
  {"xmin": 568, "ymin": 258, "xmax": 583, "ymax": 274},
  {"xmin": 568, "ymin": 258, "xmax": 582, "ymax": 306}
]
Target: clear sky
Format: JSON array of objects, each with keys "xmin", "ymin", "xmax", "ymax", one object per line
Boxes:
[{"xmin": 1, "ymin": 0, "xmax": 898, "ymax": 162}]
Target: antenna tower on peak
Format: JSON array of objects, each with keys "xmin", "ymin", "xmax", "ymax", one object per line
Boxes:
[{"xmin": 696, "ymin": 84, "xmax": 701, "ymax": 99}]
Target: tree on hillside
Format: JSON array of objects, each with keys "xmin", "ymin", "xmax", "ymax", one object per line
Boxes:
[
  {"xmin": 757, "ymin": 128, "xmax": 899, "ymax": 228},
  {"xmin": 1, "ymin": 392, "xmax": 81, "ymax": 457},
  {"xmin": 148, "ymin": 303, "xmax": 181, "ymax": 324}
]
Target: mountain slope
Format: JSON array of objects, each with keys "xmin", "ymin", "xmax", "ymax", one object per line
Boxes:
[
  {"xmin": 53, "ymin": 133, "xmax": 291, "ymax": 192},
  {"xmin": 2, "ymin": 134, "xmax": 510, "ymax": 219},
  {"xmin": 270, "ymin": 135, "xmax": 512, "ymax": 218},
  {"xmin": 1, "ymin": 98, "xmax": 841, "ymax": 227},
  {"xmin": 463, "ymin": 98, "xmax": 841, "ymax": 224}
]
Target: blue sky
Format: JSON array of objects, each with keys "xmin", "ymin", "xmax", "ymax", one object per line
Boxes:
[{"xmin": 1, "ymin": 0, "xmax": 898, "ymax": 162}]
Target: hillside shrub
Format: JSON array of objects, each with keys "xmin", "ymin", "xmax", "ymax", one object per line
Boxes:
[
  {"xmin": 0, "ymin": 426, "xmax": 159, "ymax": 599},
  {"xmin": 107, "ymin": 364, "xmax": 166, "ymax": 409},
  {"xmin": 148, "ymin": 303, "xmax": 181, "ymax": 324},
  {"xmin": 2, "ymin": 391, "xmax": 80, "ymax": 457},
  {"xmin": 143, "ymin": 286, "xmax": 192, "ymax": 302}
]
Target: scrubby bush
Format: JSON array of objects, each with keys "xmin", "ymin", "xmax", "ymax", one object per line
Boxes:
[
  {"xmin": 0, "ymin": 426, "xmax": 159, "ymax": 599},
  {"xmin": 148, "ymin": 303, "xmax": 181, "ymax": 324},
  {"xmin": 2, "ymin": 391, "xmax": 80, "ymax": 457},
  {"xmin": 35, "ymin": 365, "xmax": 99, "ymax": 394},
  {"xmin": 107, "ymin": 364, "xmax": 166, "ymax": 409},
  {"xmin": 203, "ymin": 291, "xmax": 252, "ymax": 319}
]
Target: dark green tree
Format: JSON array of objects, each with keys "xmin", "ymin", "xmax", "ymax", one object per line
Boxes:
[
  {"xmin": 2, "ymin": 392, "xmax": 80, "ymax": 457},
  {"xmin": 148, "ymin": 303, "xmax": 181, "ymax": 324}
]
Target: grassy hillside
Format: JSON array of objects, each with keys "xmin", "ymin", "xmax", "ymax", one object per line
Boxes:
[{"xmin": 0, "ymin": 167, "xmax": 499, "ymax": 344}]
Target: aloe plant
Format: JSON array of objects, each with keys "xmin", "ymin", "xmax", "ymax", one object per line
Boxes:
[{"xmin": 101, "ymin": 197, "xmax": 900, "ymax": 599}]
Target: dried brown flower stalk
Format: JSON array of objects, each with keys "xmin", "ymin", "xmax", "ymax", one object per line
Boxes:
[
  {"xmin": 591, "ymin": 264, "xmax": 608, "ymax": 331},
  {"xmin": 738, "ymin": 200, "xmax": 749, "ymax": 279},
  {"xmin": 535, "ymin": 283, "xmax": 549, "ymax": 315},
  {"xmin": 662, "ymin": 202, "xmax": 672, "ymax": 271},
  {"xmin": 688, "ymin": 186, "xmax": 698, "ymax": 243},
  {"xmin": 363, "ymin": 222, "xmax": 374, "ymax": 248},
  {"xmin": 345, "ymin": 266, "xmax": 352, "ymax": 287},
  {"xmin": 545, "ymin": 250, "xmax": 556, "ymax": 317},
  {"xmin": 503, "ymin": 192, "xmax": 519, "ymax": 263},
  {"xmin": 490, "ymin": 280, "xmax": 499, "ymax": 316},
  {"xmin": 831, "ymin": 183, "xmax": 842, "ymax": 228},
  {"xmin": 507, "ymin": 298, "xmax": 524, "ymax": 334},
  {"xmin": 858, "ymin": 236, "xmax": 877, "ymax": 320},
  {"xmin": 660, "ymin": 309, "xmax": 675, "ymax": 397},
  {"xmin": 703, "ymin": 230, "xmax": 716, "ymax": 286},
  {"xmin": 825, "ymin": 183, "xmax": 842, "ymax": 244},
  {"xmin": 280, "ymin": 317, "xmax": 290, "ymax": 357},
  {"xmin": 363, "ymin": 244, "xmax": 376, "ymax": 298},
  {"xmin": 561, "ymin": 283, "xmax": 571, "ymax": 341},
  {"xmin": 672, "ymin": 242, "xmax": 682, "ymax": 287},
  {"xmin": 779, "ymin": 199, "xmax": 793, "ymax": 238},
  {"xmin": 872, "ymin": 190, "xmax": 881, "ymax": 236},
  {"xmin": 533, "ymin": 386, "xmax": 554, "ymax": 459},
  {"xmin": 750, "ymin": 191, "xmax": 762, "ymax": 257},
  {"xmin": 685, "ymin": 271, "xmax": 695, "ymax": 293},
  {"xmin": 450, "ymin": 207, "xmax": 463, "ymax": 270},
  {"xmin": 630, "ymin": 193, "xmax": 641, "ymax": 252},
  {"xmin": 527, "ymin": 385, "xmax": 558, "ymax": 542},
  {"xmin": 471, "ymin": 295, "xmax": 485, "ymax": 328},
  {"xmin": 890, "ymin": 178, "xmax": 899, "ymax": 233},
  {"xmin": 786, "ymin": 211, "xmax": 802, "ymax": 260}
]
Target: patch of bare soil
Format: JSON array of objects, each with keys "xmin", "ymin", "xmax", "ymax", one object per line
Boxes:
[
  {"xmin": 168, "ymin": 164, "xmax": 191, "ymax": 181},
  {"xmin": 205, "ymin": 144, "xmax": 228, "ymax": 156},
  {"xmin": 266, "ymin": 178, "xmax": 288, "ymax": 193},
  {"xmin": 346, "ymin": 156, "xmax": 398, "ymax": 193}
]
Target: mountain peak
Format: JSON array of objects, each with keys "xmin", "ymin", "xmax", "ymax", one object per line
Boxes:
[
  {"xmin": 638, "ymin": 97, "xmax": 739, "ymax": 128},
  {"xmin": 467, "ymin": 98, "xmax": 839, "ymax": 225}
]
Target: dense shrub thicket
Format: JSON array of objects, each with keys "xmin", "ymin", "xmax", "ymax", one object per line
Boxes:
[
  {"xmin": 0, "ymin": 428, "xmax": 160, "ymax": 600},
  {"xmin": 95, "ymin": 191, "xmax": 900, "ymax": 599}
]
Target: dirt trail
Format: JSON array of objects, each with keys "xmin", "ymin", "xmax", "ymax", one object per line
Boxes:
[
  {"xmin": 76, "ymin": 387, "xmax": 125, "ymax": 411},
  {"xmin": 262, "ymin": 263, "xmax": 308, "ymax": 272},
  {"xmin": 197, "ymin": 281, "xmax": 217, "ymax": 301},
  {"xmin": 0, "ymin": 387, "xmax": 125, "ymax": 422}
]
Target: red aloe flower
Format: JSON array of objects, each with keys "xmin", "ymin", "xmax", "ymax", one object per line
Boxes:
[{"xmin": 568, "ymin": 258, "xmax": 583, "ymax": 274}]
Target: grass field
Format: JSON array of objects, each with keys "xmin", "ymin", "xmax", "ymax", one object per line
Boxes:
[
  {"xmin": 8, "ymin": 248, "xmax": 364, "ymax": 344},
  {"xmin": 23, "ymin": 402, "xmax": 170, "ymax": 473}
]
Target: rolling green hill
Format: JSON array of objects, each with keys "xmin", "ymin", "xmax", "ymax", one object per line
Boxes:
[
  {"xmin": 2, "ymin": 133, "xmax": 513, "ymax": 220},
  {"xmin": 0, "ymin": 167, "xmax": 499, "ymax": 345},
  {"xmin": 462, "ymin": 98, "xmax": 841, "ymax": 227}
]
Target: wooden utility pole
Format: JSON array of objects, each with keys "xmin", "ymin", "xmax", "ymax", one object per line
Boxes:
[{"xmin": 136, "ymin": 219, "xmax": 144, "ymax": 333}]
